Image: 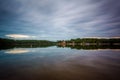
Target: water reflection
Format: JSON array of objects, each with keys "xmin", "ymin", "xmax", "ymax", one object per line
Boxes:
[
  {"xmin": 5, "ymin": 48, "xmax": 30, "ymax": 54},
  {"xmin": 0, "ymin": 45, "xmax": 120, "ymax": 50},
  {"xmin": 0, "ymin": 46, "xmax": 120, "ymax": 80},
  {"xmin": 57, "ymin": 45, "xmax": 120, "ymax": 50}
]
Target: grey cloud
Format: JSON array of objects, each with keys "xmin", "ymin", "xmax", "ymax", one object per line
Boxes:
[{"xmin": 0, "ymin": 0, "xmax": 119, "ymax": 40}]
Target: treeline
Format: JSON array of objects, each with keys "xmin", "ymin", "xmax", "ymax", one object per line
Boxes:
[
  {"xmin": 0, "ymin": 38, "xmax": 120, "ymax": 46},
  {"xmin": 57, "ymin": 38, "xmax": 120, "ymax": 45},
  {"xmin": 0, "ymin": 38, "xmax": 56, "ymax": 46}
]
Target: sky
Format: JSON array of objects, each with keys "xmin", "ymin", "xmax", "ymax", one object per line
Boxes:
[{"xmin": 0, "ymin": 0, "xmax": 120, "ymax": 40}]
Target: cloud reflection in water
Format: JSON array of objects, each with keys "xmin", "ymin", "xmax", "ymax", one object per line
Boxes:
[{"xmin": 5, "ymin": 48, "xmax": 29, "ymax": 54}]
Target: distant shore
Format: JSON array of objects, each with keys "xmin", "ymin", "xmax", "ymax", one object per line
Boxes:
[{"xmin": 0, "ymin": 37, "xmax": 120, "ymax": 50}]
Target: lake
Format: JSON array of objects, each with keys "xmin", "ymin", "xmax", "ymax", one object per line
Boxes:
[{"xmin": 0, "ymin": 46, "xmax": 120, "ymax": 80}]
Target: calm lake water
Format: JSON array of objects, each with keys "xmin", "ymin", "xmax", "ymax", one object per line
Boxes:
[{"xmin": 0, "ymin": 46, "xmax": 120, "ymax": 80}]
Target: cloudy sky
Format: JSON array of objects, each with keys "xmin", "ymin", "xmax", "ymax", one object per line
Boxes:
[{"xmin": 0, "ymin": 0, "xmax": 120, "ymax": 40}]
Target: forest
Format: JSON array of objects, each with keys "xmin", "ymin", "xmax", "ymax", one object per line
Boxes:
[
  {"xmin": 0, "ymin": 38, "xmax": 55, "ymax": 46},
  {"xmin": 57, "ymin": 38, "xmax": 120, "ymax": 45}
]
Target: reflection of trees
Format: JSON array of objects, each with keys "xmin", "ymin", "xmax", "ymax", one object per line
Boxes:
[
  {"xmin": 57, "ymin": 45, "xmax": 120, "ymax": 50},
  {"xmin": 0, "ymin": 45, "xmax": 55, "ymax": 50}
]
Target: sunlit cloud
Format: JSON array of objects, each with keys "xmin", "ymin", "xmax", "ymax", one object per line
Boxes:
[{"xmin": 5, "ymin": 34, "xmax": 35, "ymax": 39}]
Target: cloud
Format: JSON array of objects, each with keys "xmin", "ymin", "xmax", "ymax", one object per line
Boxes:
[
  {"xmin": 0, "ymin": 0, "xmax": 120, "ymax": 40},
  {"xmin": 5, "ymin": 34, "xmax": 35, "ymax": 39}
]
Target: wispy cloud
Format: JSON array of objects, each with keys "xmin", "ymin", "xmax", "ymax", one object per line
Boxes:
[{"xmin": 5, "ymin": 34, "xmax": 35, "ymax": 39}]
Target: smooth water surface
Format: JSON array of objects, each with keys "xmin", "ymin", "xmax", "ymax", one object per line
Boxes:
[{"xmin": 0, "ymin": 46, "xmax": 120, "ymax": 80}]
